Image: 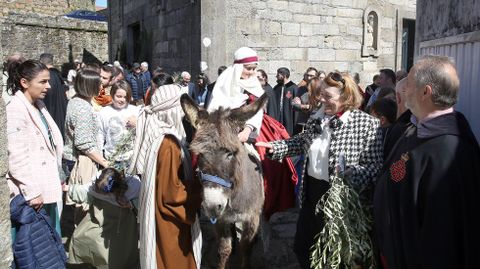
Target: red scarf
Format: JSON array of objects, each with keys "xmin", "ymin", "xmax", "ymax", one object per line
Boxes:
[{"xmin": 94, "ymin": 88, "xmax": 112, "ymax": 107}]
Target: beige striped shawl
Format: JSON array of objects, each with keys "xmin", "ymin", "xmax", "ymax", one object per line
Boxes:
[
  {"xmin": 138, "ymin": 137, "xmax": 161, "ymax": 269},
  {"xmin": 128, "ymin": 84, "xmax": 202, "ymax": 268}
]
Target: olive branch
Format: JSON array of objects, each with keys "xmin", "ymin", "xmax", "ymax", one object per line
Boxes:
[
  {"xmin": 106, "ymin": 127, "xmax": 136, "ymax": 172},
  {"xmin": 310, "ymin": 170, "xmax": 374, "ymax": 269}
]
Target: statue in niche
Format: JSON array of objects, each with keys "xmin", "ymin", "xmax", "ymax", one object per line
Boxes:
[
  {"xmin": 366, "ymin": 14, "xmax": 375, "ymax": 49},
  {"xmin": 362, "ymin": 9, "xmax": 380, "ymax": 57}
]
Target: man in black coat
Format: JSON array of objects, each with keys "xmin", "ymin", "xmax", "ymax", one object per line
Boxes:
[
  {"xmin": 204, "ymin": 65, "xmax": 227, "ymax": 110},
  {"xmin": 39, "ymin": 53, "xmax": 68, "ymax": 139},
  {"xmin": 374, "ymin": 55, "xmax": 480, "ymax": 269},
  {"xmin": 268, "ymin": 67, "xmax": 298, "ymax": 136}
]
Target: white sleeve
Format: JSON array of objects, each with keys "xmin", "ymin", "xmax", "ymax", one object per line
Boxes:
[
  {"xmin": 96, "ymin": 110, "xmax": 106, "ymax": 154},
  {"xmin": 246, "ymin": 108, "xmax": 263, "ymax": 134}
]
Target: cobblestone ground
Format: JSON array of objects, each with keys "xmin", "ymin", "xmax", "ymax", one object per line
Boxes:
[
  {"xmin": 194, "ymin": 208, "xmax": 301, "ymax": 269},
  {"xmin": 61, "ymin": 205, "xmax": 300, "ymax": 269}
]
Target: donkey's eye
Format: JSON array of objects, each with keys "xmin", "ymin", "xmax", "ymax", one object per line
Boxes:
[{"xmin": 226, "ymin": 152, "xmax": 234, "ymax": 160}]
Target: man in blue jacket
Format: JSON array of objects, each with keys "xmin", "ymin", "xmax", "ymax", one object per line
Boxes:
[{"xmin": 126, "ymin": 62, "xmax": 147, "ymax": 105}]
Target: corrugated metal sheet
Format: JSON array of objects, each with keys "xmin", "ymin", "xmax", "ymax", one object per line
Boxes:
[{"xmin": 419, "ymin": 36, "xmax": 480, "ymax": 140}]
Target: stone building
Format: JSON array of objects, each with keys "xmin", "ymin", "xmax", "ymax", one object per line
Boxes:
[
  {"xmin": 416, "ymin": 0, "xmax": 480, "ymax": 139},
  {"xmin": 108, "ymin": 0, "xmax": 415, "ymax": 86},
  {"xmin": 0, "ymin": 0, "xmax": 96, "ymax": 18},
  {"xmin": 0, "ymin": 0, "xmax": 108, "ymax": 76},
  {"xmin": 0, "ymin": 0, "xmax": 107, "ymax": 263}
]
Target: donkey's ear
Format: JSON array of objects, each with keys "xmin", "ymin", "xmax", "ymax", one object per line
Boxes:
[
  {"xmin": 229, "ymin": 94, "xmax": 268, "ymax": 123},
  {"xmin": 180, "ymin": 94, "xmax": 200, "ymax": 128}
]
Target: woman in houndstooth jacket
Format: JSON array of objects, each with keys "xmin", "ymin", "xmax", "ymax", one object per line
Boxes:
[{"xmin": 257, "ymin": 72, "xmax": 383, "ymax": 269}]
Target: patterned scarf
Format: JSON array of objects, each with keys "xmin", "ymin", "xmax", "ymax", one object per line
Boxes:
[{"xmin": 93, "ymin": 88, "xmax": 112, "ymax": 107}]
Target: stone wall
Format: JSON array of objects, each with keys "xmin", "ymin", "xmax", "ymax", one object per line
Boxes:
[
  {"xmin": 416, "ymin": 0, "xmax": 480, "ymax": 43},
  {"xmin": 0, "ymin": 17, "xmax": 13, "ymax": 267},
  {"xmin": 415, "ymin": 0, "xmax": 480, "ymax": 140},
  {"xmin": 109, "ymin": 0, "xmax": 415, "ymax": 85},
  {"xmin": 202, "ymin": 0, "xmax": 416, "ymax": 86},
  {"xmin": 0, "ymin": 0, "xmax": 96, "ymax": 17},
  {"xmin": 108, "ymin": 0, "xmax": 201, "ymax": 75},
  {"xmin": 2, "ymin": 12, "xmax": 108, "ymax": 76}
]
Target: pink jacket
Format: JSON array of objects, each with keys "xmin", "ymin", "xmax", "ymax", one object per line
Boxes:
[{"xmin": 6, "ymin": 91, "xmax": 64, "ymax": 204}]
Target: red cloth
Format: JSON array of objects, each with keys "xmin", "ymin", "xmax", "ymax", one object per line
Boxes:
[
  {"xmin": 380, "ymin": 254, "xmax": 388, "ymax": 269},
  {"xmin": 256, "ymin": 114, "xmax": 298, "ymax": 220}
]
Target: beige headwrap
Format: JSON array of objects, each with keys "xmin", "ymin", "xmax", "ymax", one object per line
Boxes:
[{"xmin": 128, "ymin": 84, "xmax": 186, "ymax": 175}]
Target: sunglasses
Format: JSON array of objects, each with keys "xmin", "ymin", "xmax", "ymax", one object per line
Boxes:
[{"xmin": 329, "ymin": 72, "xmax": 345, "ymax": 85}]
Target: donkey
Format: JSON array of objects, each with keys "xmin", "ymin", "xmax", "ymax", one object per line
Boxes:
[{"xmin": 181, "ymin": 93, "xmax": 267, "ymax": 269}]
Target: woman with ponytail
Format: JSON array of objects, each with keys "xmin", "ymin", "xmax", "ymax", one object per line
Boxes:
[{"xmin": 6, "ymin": 59, "xmax": 67, "ymax": 267}]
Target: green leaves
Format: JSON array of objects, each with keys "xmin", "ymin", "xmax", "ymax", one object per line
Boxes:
[
  {"xmin": 106, "ymin": 127, "xmax": 136, "ymax": 172},
  {"xmin": 310, "ymin": 174, "xmax": 374, "ymax": 269}
]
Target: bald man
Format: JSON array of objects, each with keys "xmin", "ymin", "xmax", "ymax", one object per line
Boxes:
[{"xmin": 382, "ymin": 78, "xmax": 413, "ymax": 157}]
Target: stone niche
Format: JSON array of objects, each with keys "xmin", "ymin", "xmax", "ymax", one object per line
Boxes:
[{"xmin": 362, "ymin": 6, "xmax": 381, "ymax": 57}]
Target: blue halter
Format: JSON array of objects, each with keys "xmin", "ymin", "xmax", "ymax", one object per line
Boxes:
[{"xmin": 198, "ymin": 171, "xmax": 233, "ymax": 189}]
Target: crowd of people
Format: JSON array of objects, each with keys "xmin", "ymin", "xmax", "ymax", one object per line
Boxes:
[{"xmin": 2, "ymin": 47, "xmax": 480, "ymax": 269}]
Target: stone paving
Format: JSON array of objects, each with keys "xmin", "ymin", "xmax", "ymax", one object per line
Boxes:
[
  {"xmin": 61, "ymin": 205, "xmax": 301, "ymax": 269},
  {"xmin": 200, "ymin": 208, "xmax": 300, "ymax": 269}
]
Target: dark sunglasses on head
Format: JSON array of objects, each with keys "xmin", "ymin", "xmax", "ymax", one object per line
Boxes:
[{"xmin": 329, "ymin": 72, "xmax": 345, "ymax": 85}]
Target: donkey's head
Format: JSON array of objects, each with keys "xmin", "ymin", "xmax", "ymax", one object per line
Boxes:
[{"xmin": 181, "ymin": 94, "xmax": 267, "ymax": 222}]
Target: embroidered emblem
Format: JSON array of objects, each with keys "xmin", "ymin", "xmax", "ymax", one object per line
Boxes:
[
  {"xmin": 390, "ymin": 153, "xmax": 409, "ymax": 182},
  {"xmin": 285, "ymin": 91, "xmax": 292, "ymax": 99}
]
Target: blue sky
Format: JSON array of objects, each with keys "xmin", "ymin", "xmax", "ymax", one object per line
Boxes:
[{"xmin": 96, "ymin": 0, "xmax": 107, "ymax": 7}]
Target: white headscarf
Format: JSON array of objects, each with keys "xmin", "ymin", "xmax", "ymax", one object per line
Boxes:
[{"xmin": 207, "ymin": 47, "xmax": 264, "ymax": 113}]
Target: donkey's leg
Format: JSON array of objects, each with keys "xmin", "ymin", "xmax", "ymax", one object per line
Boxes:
[
  {"xmin": 216, "ymin": 223, "xmax": 233, "ymax": 269},
  {"xmin": 239, "ymin": 214, "xmax": 261, "ymax": 269}
]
